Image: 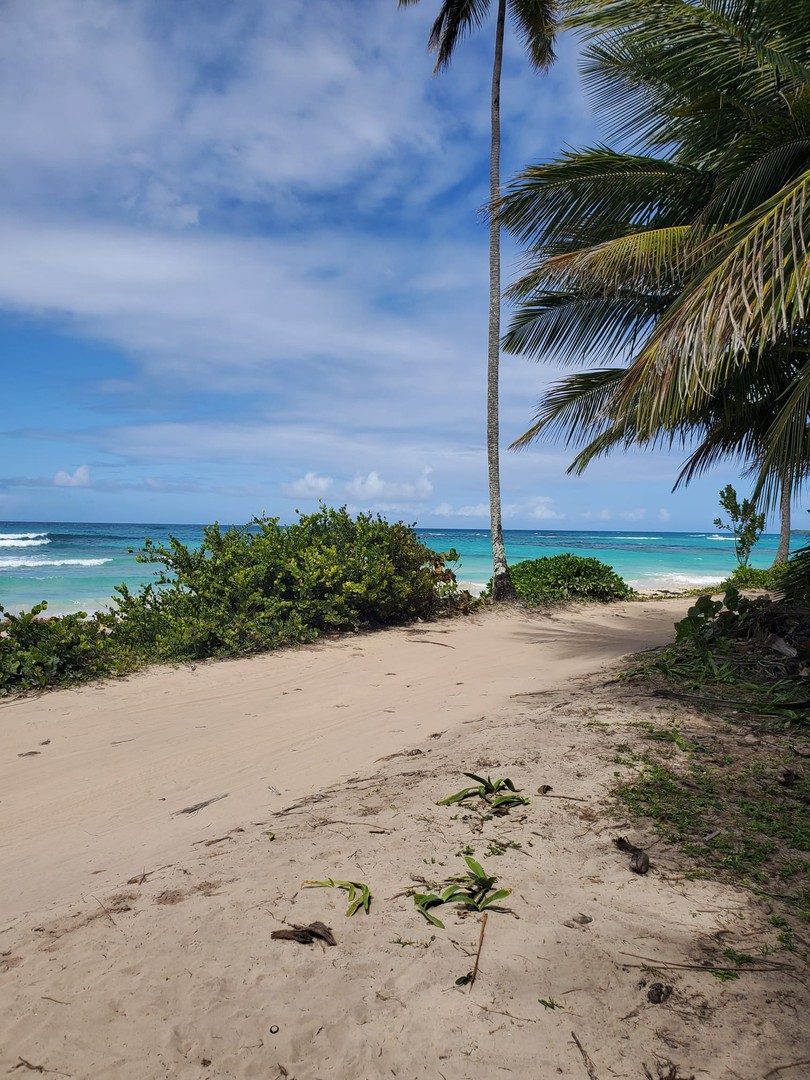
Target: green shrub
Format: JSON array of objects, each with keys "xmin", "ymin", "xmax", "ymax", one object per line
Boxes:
[
  {"xmin": 0, "ymin": 602, "xmax": 126, "ymax": 695},
  {"xmin": 490, "ymin": 553, "xmax": 633, "ymax": 605},
  {"xmin": 105, "ymin": 506, "xmax": 462, "ymax": 662},
  {"xmin": 1, "ymin": 508, "xmax": 466, "ymax": 694},
  {"xmin": 720, "ymin": 564, "xmax": 788, "ymax": 591}
]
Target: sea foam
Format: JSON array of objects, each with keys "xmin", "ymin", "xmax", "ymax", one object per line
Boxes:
[
  {"xmin": 631, "ymin": 572, "xmax": 725, "ymax": 590},
  {"xmin": 0, "ymin": 557, "xmax": 111, "ymax": 569},
  {"xmin": 0, "ymin": 538, "xmax": 51, "ymax": 547}
]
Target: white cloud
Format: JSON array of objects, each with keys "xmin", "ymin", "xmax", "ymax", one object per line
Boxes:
[
  {"xmin": 345, "ymin": 467, "xmax": 433, "ymax": 502},
  {"xmin": 0, "ymin": 0, "xmax": 539, "ymax": 221},
  {"xmin": 510, "ymin": 497, "xmax": 565, "ymax": 521},
  {"xmin": 434, "ymin": 502, "xmax": 489, "ymax": 518},
  {"xmin": 583, "ymin": 507, "xmax": 647, "ymax": 522},
  {"xmin": 53, "ymin": 464, "xmax": 90, "ymax": 487},
  {"xmin": 0, "ymin": 3, "xmax": 733, "ymax": 530},
  {"xmin": 282, "ymin": 471, "xmax": 333, "ymax": 499},
  {"xmin": 658, "ymin": 508, "xmax": 672, "ymax": 522},
  {"xmin": 435, "ymin": 495, "xmax": 564, "ymax": 521}
]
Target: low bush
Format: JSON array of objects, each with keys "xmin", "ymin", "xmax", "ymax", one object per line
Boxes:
[
  {"xmin": 0, "ymin": 507, "xmax": 468, "ymax": 694},
  {"xmin": 0, "ymin": 602, "xmax": 128, "ymax": 695},
  {"xmin": 106, "ymin": 506, "xmax": 462, "ymax": 662},
  {"xmin": 720, "ymin": 563, "xmax": 788, "ymax": 592},
  {"xmin": 492, "ymin": 553, "xmax": 633, "ymax": 605}
]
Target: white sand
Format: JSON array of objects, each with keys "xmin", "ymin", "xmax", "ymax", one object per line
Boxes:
[{"xmin": 1, "ymin": 600, "xmax": 807, "ymax": 1079}]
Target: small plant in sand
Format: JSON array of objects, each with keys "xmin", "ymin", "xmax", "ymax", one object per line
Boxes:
[
  {"xmin": 302, "ymin": 878, "xmax": 372, "ymax": 916},
  {"xmin": 412, "ymin": 856, "xmax": 511, "ymax": 928},
  {"xmin": 438, "ymin": 772, "xmax": 530, "ymax": 812}
]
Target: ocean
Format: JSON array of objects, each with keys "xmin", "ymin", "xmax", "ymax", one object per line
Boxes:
[{"xmin": 0, "ymin": 520, "xmax": 792, "ymax": 617}]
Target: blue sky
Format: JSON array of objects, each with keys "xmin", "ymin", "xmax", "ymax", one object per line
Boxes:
[{"xmin": 0, "ymin": 0, "xmax": 787, "ymax": 531}]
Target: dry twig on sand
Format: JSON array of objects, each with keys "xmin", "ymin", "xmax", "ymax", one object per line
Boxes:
[
  {"xmin": 173, "ymin": 793, "xmax": 229, "ymax": 816},
  {"xmin": 469, "ymin": 912, "xmax": 488, "ymax": 989},
  {"xmin": 571, "ymin": 1031, "xmax": 600, "ymax": 1079}
]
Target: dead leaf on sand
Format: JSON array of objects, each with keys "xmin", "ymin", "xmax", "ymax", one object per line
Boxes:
[{"xmin": 271, "ymin": 921, "xmax": 336, "ymax": 946}]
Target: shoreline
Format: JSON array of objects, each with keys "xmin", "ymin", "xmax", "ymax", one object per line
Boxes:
[{"xmin": 1, "ymin": 520, "xmax": 787, "ymax": 618}]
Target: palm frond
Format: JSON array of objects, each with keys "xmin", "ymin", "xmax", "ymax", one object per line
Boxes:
[
  {"xmin": 509, "ymin": 0, "xmax": 558, "ymax": 70},
  {"xmin": 498, "ymin": 149, "xmax": 709, "ymax": 246},
  {"xmin": 779, "ymin": 542, "xmax": 810, "ymax": 603},
  {"xmin": 510, "ymin": 367, "xmax": 626, "ymax": 448},
  {"xmin": 616, "ymin": 168, "xmax": 810, "ymax": 421},
  {"xmin": 414, "ymin": 0, "xmax": 492, "ymax": 71},
  {"xmin": 537, "ymin": 226, "xmax": 695, "ymax": 295},
  {"xmin": 569, "ymin": 1, "xmax": 810, "ymax": 153},
  {"xmin": 705, "ymin": 138, "xmax": 810, "ymax": 221},
  {"xmin": 502, "ymin": 291, "xmax": 662, "ymax": 363}
]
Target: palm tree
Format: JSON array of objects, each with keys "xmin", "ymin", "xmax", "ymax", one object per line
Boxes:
[
  {"xmin": 399, "ymin": 0, "xmax": 557, "ymax": 600},
  {"xmin": 496, "ymin": 0, "xmax": 810, "ymax": 550},
  {"xmin": 508, "ymin": 354, "xmax": 808, "ymax": 564}
]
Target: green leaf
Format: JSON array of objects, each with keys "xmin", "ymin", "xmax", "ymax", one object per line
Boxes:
[
  {"xmin": 437, "ymin": 786, "xmax": 477, "ymax": 806},
  {"xmin": 477, "ymin": 888, "xmax": 512, "ymax": 910},
  {"xmin": 462, "ymin": 772, "xmax": 490, "ymax": 787},
  {"xmin": 464, "ymin": 856, "xmax": 487, "ymax": 880},
  {"xmin": 303, "ymin": 878, "xmax": 372, "ymax": 916}
]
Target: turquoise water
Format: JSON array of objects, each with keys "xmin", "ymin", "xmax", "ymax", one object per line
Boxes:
[{"xmin": 0, "ymin": 520, "xmax": 792, "ymax": 616}]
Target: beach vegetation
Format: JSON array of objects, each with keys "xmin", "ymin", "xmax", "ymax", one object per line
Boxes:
[
  {"xmin": 483, "ymin": 838, "xmax": 522, "ymax": 857},
  {"xmin": 107, "ymin": 506, "xmax": 463, "ymax": 661},
  {"xmin": 491, "ymin": 553, "xmax": 633, "ymax": 605},
  {"xmin": 613, "ymin": 742, "xmax": 810, "ymax": 924},
  {"xmin": 713, "ymin": 485, "xmax": 766, "ymax": 570},
  {"xmin": 0, "ymin": 507, "xmax": 470, "ymax": 695},
  {"xmin": 438, "ymin": 771, "xmax": 530, "ymax": 810},
  {"xmin": 646, "ymin": 585, "xmax": 809, "ymax": 722},
  {"xmin": 616, "ymin": 566, "xmax": 810, "ymax": 923},
  {"xmin": 302, "ymin": 877, "xmax": 372, "ymax": 916},
  {"xmin": 0, "ymin": 601, "xmax": 132, "ymax": 695},
  {"xmin": 720, "ymin": 563, "xmax": 789, "ymax": 592},
  {"xmin": 399, "ymin": 0, "xmax": 558, "ymax": 602},
  {"xmin": 412, "ymin": 855, "xmax": 511, "ymax": 927},
  {"xmin": 391, "ymin": 936, "xmax": 434, "ymax": 948}
]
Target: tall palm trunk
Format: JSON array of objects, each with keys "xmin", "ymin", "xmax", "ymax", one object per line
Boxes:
[
  {"xmin": 773, "ymin": 469, "xmax": 792, "ymax": 566},
  {"xmin": 488, "ymin": 0, "xmax": 516, "ymax": 602}
]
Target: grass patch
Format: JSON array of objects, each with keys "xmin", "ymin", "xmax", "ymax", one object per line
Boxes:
[
  {"xmin": 612, "ymin": 587, "xmax": 810, "ymax": 934},
  {"xmin": 613, "ymin": 725, "xmax": 810, "ymax": 923}
]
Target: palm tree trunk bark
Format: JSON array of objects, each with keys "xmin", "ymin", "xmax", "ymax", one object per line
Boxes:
[
  {"xmin": 773, "ymin": 469, "xmax": 792, "ymax": 566},
  {"xmin": 488, "ymin": 0, "xmax": 516, "ymax": 602}
]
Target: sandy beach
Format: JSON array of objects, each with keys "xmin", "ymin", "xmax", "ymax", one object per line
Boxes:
[{"xmin": 1, "ymin": 599, "xmax": 807, "ymax": 1079}]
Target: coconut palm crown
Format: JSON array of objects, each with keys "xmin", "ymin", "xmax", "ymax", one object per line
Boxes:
[{"xmin": 498, "ymin": 0, "xmax": 810, "ymax": 548}]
